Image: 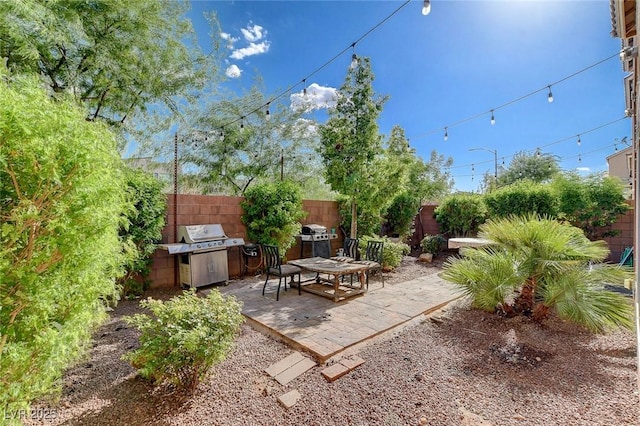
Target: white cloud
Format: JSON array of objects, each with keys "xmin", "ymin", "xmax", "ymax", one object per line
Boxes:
[
  {"xmin": 225, "ymin": 64, "xmax": 242, "ymax": 78},
  {"xmin": 290, "ymin": 83, "xmax": 338, "ymax": 112},
  {"xmin": 230, "ymin": 41, "xmax": 271, "ymax": 60},
  {"xmin": 220, "ymin": 32, "xmax": 239, "ymax": 48},
  {"xmin": 241, "ymin": 24, "xmax": 265, "ymax": 42},
  {"xmin": 576, "ymin": 167, "xmax": 590, "ymax": 172}
]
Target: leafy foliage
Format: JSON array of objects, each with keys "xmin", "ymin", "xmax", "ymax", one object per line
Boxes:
[
  {"xmin": 318, "ymin": 56, "xmax": 393, "ymax": 238},
  {"xmin": 0, "ymin": 0, "xmax": 219, "ymax": 142},
  {"xmin": 0, "ymin": 71, "xmax": 128, "ymax": 414},
  {"xmin": 119, "ymin": 168, "xmax": 167, "ymax": 297},
  {"xmin": 442, "ymin": 215, "xmax": 633, "ymax": 331},
  {"xmin": 337, "ymin": 196, "xmax": 382, "ymax": 238},
  {"xmin": 359, "ymin": 236, "xmax": 410, "ymax": 270},
  {"xmin": 180, "ymin": 84, "xmax": 321, "ymax": 196},
  {"xmin": 385, "ymin": 191, "xmax": 421, "ymax": 238},
  {"xmin": 420, "ymin": 234, "xmax": 447, "ymax": 257},
  {"xmin": 240, "ymin": 181, "xmax": 307, "ymax": 254},
  {"xmin": 550, "ymin": 173, "xmax": 630, "ymax": 239},
  {"xmin": 496, "ymin": 151, "xmax": 560, "ymax": 187},
  {"xmin": 483, "ymin": 181, "xmax": 558, "ymax": 218},
  {"xmin": 434, "ymin": 194, "xmax": 487, "ymax": 237},
  {"xmin": 123, "ymin": 289, "xmax": 243, "ymax": 391}
]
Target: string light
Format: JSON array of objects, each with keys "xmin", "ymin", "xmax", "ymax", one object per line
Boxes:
[
  {"xmin": 490, "ymin": 110, "xmax": 495, "ymax": 125},
  {"xmin": 240, "ymin": 116, "xmax": 244, "ymax": 130},
  {"xmin": 422, "ymin": 0, "xmax": 431, "ymax": 16},
  {"xmin": 577, "ymin": 134, "xmax": 581, "ymax": 146},
  {"xmin": 303, "ymin": 79, "xmax": 307, "ymax": 97},
  {"xmin": 409, "ymin": 51, "xmax": 622, "ymax": 141},
  {"xmin": 444, "ymin": 127, "xmax": 448, "ymax": 141},
  {"xmin": 266, "ymin": 102, "xmax": 271, "ymax": 120},
  {"xmin": 547, "ymin": 85, "xmax": 553, "ymax": 103},
  {"xmin": 350, "ymin": 43, "xmax": 358, "ymax": 69},
  {"xmin": 578, "ymin": 154, "xmax": 582, "ymax": 162},
  {"xmin": 446, "ymin": 117, "xmax": 627, "ymax": 173}
]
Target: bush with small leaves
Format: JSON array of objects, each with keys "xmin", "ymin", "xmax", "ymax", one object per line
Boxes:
[
  {"xmin": 421, "ymin": 234, "xmax": 447, "ymax": 257},
  {"xmin": 123, "ymin": 289, "xmax": 244, "ymax": 391},
  {"xmin": 359, "ymin": 235, "xmax": 410, "ymax": 270}
]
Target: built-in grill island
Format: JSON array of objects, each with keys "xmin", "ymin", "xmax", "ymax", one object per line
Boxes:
[
  {"xmin": 298, "ymin": 224, "xmax": 338, "ymax": 258},
  {"xmin": 158, "ymin": 224, "xmax": 244, "ymax": 288}
]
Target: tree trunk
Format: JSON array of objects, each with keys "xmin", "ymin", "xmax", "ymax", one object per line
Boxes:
[
  {"xmin": 350, "ymin": 199, "xmax": 357, "ymax": 239},
  {"xmin": 513, "ymin": 277, "xmax": 536, "ymax": 315}
]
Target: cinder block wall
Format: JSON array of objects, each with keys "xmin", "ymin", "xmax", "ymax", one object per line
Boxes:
[
  {"xmin": 601, "ymin": 201, "xmax": 634, "ymax": 263},
  {"xmin": 149, "ymin": 195, "xmax": 341, "ymax": 288},
  {"xmin": 148, "ymin": 196, "xmax": 634, "ymax": 288}
]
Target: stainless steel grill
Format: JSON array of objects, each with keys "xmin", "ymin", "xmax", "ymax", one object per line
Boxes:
[
  {"xmin": 298, "ymin": 224, "xmax": 338, "ymax": 258},
  {"xmin": 159, "ymin": 224, "xmax": 245, "ymax": 287}
]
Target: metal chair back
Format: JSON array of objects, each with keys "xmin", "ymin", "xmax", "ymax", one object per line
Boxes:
[
  {"xmin": 364, "ymin": 240, "xmax": 384, "ymax": 264},
  {"xmin": 344, "ymin": 237, "xmax": 359, "ymax": 260}
]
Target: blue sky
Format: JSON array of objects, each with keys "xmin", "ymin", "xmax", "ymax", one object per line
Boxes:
[{"xmin": 186, "ymin": 0, "xmax": 629, "ymax": 192}]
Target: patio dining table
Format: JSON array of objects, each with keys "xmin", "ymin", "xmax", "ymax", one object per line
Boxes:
[{"xmin": 287, "ymin": 257, "xmax": 369, "ymax": 302}]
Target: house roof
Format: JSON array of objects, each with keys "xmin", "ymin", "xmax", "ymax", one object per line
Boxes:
[
  {"xmin": 606, "ymin": 144, "xmax": 633, "ymax": 161},
  {"xmin": 611, "ymin": 0, "xmax": 637, "ymax": 39}
]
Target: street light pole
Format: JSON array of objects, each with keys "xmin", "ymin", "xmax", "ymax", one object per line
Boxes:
[{"xmin": 469, "ymin": 147, "xmax": 498, "ymax": 180}]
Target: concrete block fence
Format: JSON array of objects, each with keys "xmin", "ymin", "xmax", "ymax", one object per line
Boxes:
[{"xmin": 148, "ymin": 195, "xmax": 635, "ymax": 288}]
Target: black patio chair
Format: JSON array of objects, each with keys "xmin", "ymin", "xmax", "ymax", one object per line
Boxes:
[
  {"xmin": 331, "ymin": 237, "xmax": 359, "ymax": 262},
  {"xmin": 351, "ymin": 240, "xmax": 384, "ymax": 288},
  {"xmin": 261, "ymin": 244, "xmax": 301, "ymax": 301}
]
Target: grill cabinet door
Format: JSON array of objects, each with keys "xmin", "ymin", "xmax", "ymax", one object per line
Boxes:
[{"xmin": 184, "ymin": 250, "xmax": 229, "ymax": 287}]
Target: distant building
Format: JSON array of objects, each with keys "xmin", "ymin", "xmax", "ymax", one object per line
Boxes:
[
  {"xmin": 606, "ymin": 145, "xmax": 634, "ymax": 198},
  {"xmin": 610, "ymin": 0, "xmax": 638, "ymax": 199}
]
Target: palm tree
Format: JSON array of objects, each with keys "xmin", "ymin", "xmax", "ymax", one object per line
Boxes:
[{"xmin": 441, "ymin": 215, "xmax": 633, "ymax": 331}]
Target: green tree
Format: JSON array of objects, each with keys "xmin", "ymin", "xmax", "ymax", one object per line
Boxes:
[
  {"xmin": 119, "ymin": 167, "xmax": 167, "ymax": 297},
  {"xmin": 550, "ymin": 172, "xmax": 630, "ymax": 239},
  {"xmin": 0, "ymin": 0, "xmax": 219, "ymax": 142},
  {"xmin": 434, "ymin": 194, "xmax": 487, "ymax": 237},
  {"xmin": 240, "ymin": 180, "xmax": 307, "ymax": 253},
  {"xmin": 442, "ymin": 215, "xmax": 633, "ymax": 331},
  {"xmin": 483, "ymin": 180, "xmax": 558, "ymax": 218},
  {"xmin": 0, "ymin": 71, "xmax": 128, "ymax": 415},
  {"xmin": 496, "ymin": 151, "xmax": 560, "ymax": 187},
  {"xmin": 179, "ymin": 84, "xmax": 321, "ymax": 196},
  {"xmin": 318, "ymin": 56, "xmax": 397, "ymax": 238}
]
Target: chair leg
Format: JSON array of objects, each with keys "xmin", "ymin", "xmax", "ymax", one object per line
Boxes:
[
  {"xmin": 276, "ymin": 276, "xmax": 283, "ymax": 301},
  {"xmin": 262, "ymin": 272, "xmax": 270, "ymax": 296},
  {"xmin": 295, "ymin": 273, "xmax": 301, "ymax": 295}
]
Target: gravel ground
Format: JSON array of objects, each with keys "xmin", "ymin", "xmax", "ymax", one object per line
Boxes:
[{"xmin": 26, "ymin": 254, "xmax": 639, "ymax": 426}]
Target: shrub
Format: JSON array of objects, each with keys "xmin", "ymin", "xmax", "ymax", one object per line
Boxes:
[
  {"xmin": 0, "ymin": 71, "xmax": 128, "ymax": 415},
  {"xmin": 550, "ymin": 173, "xmax": 630, "ymax": 239},
  {"xmin": 421, "ymin": 234, "xmax": 447, "ymax": 257},
  {"xmin": 123, "ymin": 289, "xmax": 244, "ymax": 391},
  {"xmin": 385, "ymin": 191, "xmax": 421, "ymax": 239},
  {"xmin": 359, "ymin": 235, "xmax": 410, "ymax": 270},
  {"xmin": 483, "ymin": 180, "xmax": 558, "ymax": 219},
  {"xmin": 442, "ymin": 215, "xmax": 633, "ymax": 331},
  {"xmin": 119, "ymin": 167, "xmax": 167, "ymax": 298},
  {"xmin": 434, "ymin": 194, "xmax": 487, "ymax": 237},
  {"xmin": 241, "ymin": 180, "xmax": 307, "ymax": 254}
]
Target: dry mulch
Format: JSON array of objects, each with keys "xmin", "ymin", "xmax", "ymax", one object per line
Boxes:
[{"xmin": 25, "ymin": 253, "xmax": 639, "ymax": 425}]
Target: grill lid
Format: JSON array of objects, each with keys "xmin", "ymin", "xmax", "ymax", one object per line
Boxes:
[
  {"xmin": 301, "ymin": 224, "xmax": 327, "ymax": 235},
  {"xmin": 178, "ymin": 224, "xmax": 227, "ymax": 244}
]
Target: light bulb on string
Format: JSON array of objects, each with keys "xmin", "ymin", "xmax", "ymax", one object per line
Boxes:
[
  {"xmin": 265, "ymin": 103, "xmax": 271, "ymax": 121},
  {"xmin": 501, "ymin": 157, "xmax": 505, "ymax": 166},
  {"xmin": 578, "ymin": 154, "xmax": 582, "ymax": 163},
  {"xmin": 303, "ymin": 79, "xmax": 307, "ymax": 97},
  {"xmin": 490, "ymin": 110, "xmax": 495, "ymax": 125},
  {"xmin": 421, "ymin": 0, "xmax": 431, "ymax": 15},
  {"xmin": 547, "ymin": 86, "xmax": 553, "ymax": 103},
  {"xmin": 471, "ymin": 164, "xmax": 475, "ymax": 181},
  {"xmin": 240, "ymin": 116, "xmax": 245, "ymax": 130},
  {"xmin": 577, "ymin": 134, "xmax": 581, "ymax": 146},
  {"xmin": 444, "ymin": 127, "xmax": 448, "ymax": 141},
  {"xmin": 350, "ymin": 43, "xmax": 358, "ymax": 69}
]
